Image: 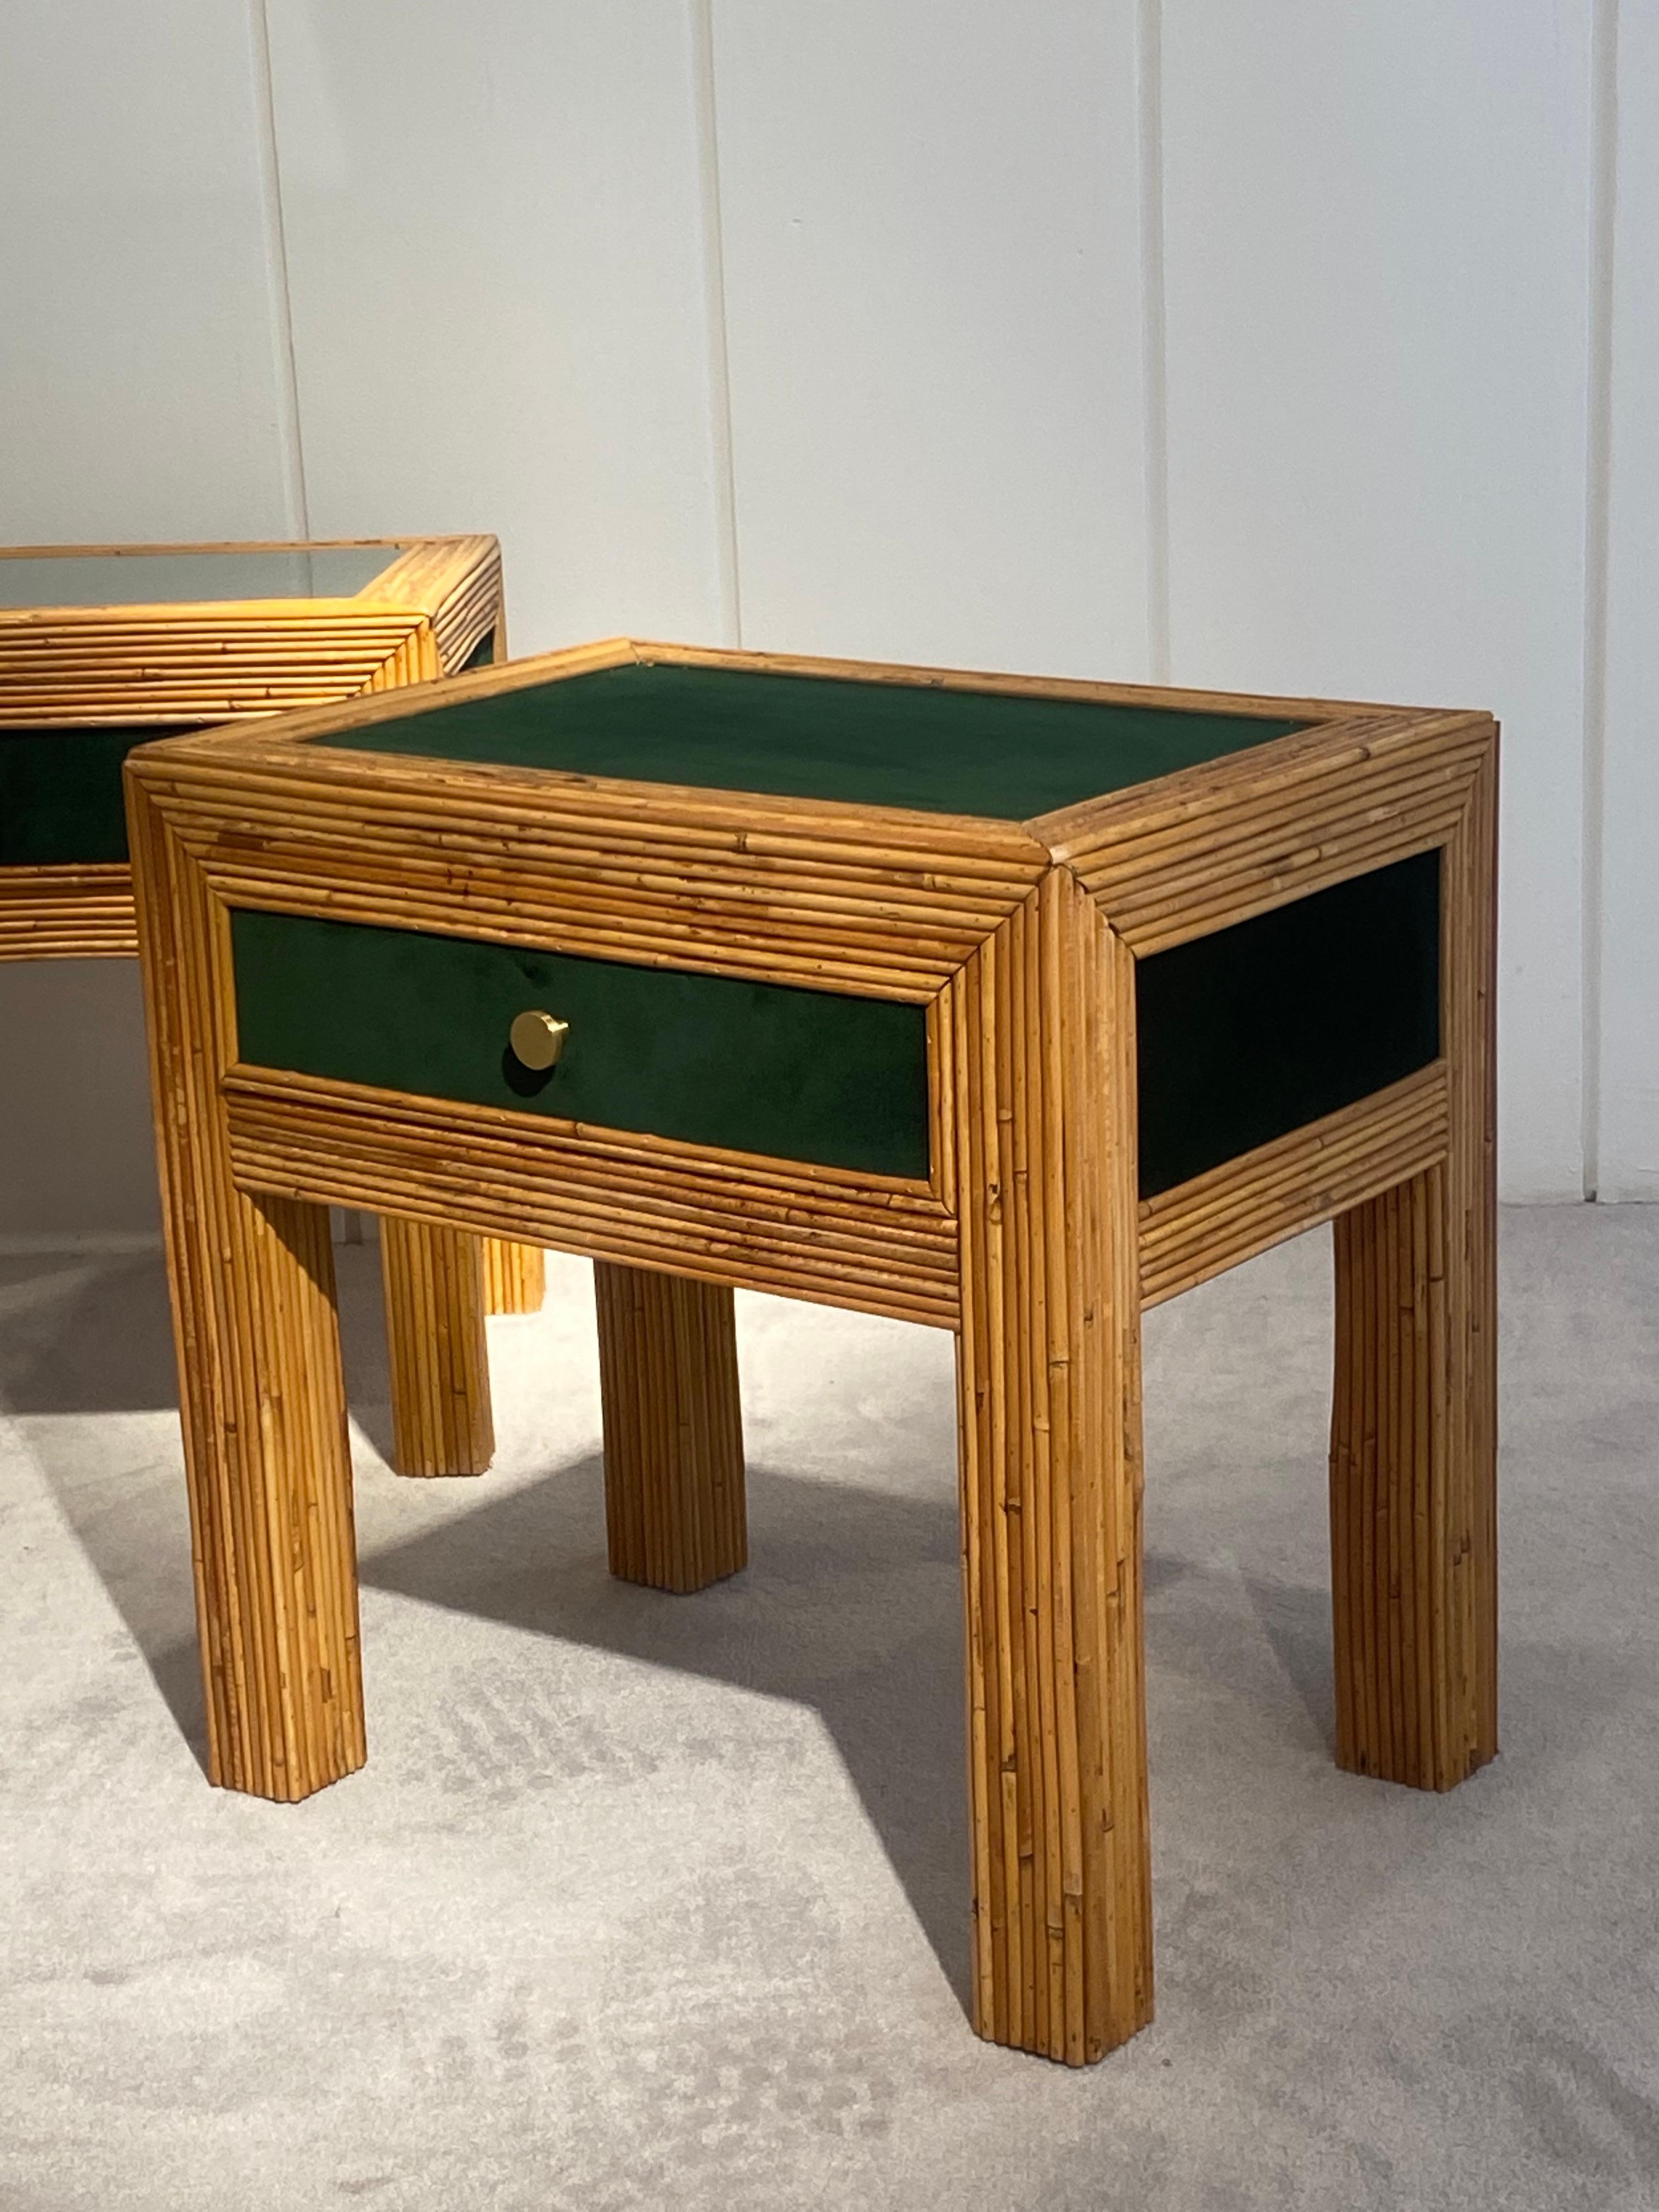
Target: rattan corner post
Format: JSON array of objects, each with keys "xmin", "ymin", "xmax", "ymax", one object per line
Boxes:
[
  {"xmin": 125, "ymin": 639, "xmax": 1498, "ymax": 2063},
  {"xmin": 1329, "ymin": 738, "xmax": 1498, "ymax": 1787},
  {"xmin": 0, "ymin": 535, "xmax": 538, "ymax": 1481}
]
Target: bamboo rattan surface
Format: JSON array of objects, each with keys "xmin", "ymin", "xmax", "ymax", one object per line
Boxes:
[{"xmin": 125, "ymin": 636, "xmax": 1499, "ymax": 2068}]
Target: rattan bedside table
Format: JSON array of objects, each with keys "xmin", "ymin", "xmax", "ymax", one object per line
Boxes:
[
  {"xmin": 0, "ymin": 535, "xmax": 539, "ymax": 1477},
  {"xmin": 125, "ymin": 639, "xmax": 1498, "ymax": 2066}
]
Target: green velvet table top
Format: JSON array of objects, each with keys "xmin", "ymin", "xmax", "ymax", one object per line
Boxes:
[
  {"xmin": 315, "ymin": 660, "xmax": 1308, "ymax": 822},
  {"xmin": 0, "ymin": 546, "xmax": 401, "ymax": 610}
]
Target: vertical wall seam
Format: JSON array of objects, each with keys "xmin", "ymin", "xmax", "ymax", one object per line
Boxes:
[
  {"xmin": 1137, "ymin": 0, "xmax": 1172, "ymax": 685},
  {"xmin": 249, "ymin": 0, "xmax": 311, "ymax": 542},
  {"xmin": 1581, "ymin": 0, "xmax": 1620, "ymax": 1203},
  {"xmin": 691, "ymin": 0, "xmax": 744, "ymax": 649}
]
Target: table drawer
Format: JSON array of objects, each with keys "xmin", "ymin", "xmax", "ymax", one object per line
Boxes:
[{"xmin": 229, "ymin": 909, "xmax": 932, "ymax": 1181}]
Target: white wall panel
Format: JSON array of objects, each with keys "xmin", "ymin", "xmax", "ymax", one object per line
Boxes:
[
  {"xmin": 1599, "ymin": 4, "xmax": 1659, "ymax": 1200},
  {"xmin": 3, "ymin": 5, "xmax": 1650, "ymax": 1234},
  {"xmin": 711, "ymin": 1, "xmax": 1154, "ymax": 676},
  {"xmin": 0, "ymin": 1, "xmax": 297, "ymax": 544},
  {"xmin": 0, "ymin": 0, "xmax": 298, "ymax": 1239},
  {"xmin": 264, "ymin": 0, "xmax": 729, "ymax": 654},
  {"xmin": 1160, "ymin": 3, "xmax": 1595, "ymax": 1200}
]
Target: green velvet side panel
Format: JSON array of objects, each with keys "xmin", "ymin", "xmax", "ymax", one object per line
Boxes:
[
  {"xmin": 1135, "ymin": 849, "xmax": 1442, "ymax": 1199},
  {"xmin": 315, "ymin": 661, "xmax": 1306, "ymax": 822},
  {"xmin": 230, "ymin": 910, "xmax": 933, "ymax": 1180},
  {"xmin": 0, "ymin": 725, "xmax": 200, "ymax": 866}
]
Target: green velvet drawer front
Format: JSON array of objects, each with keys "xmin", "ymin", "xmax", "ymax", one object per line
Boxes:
[{"xmin": 230, "ymin": 910, "xmax": 932, "ymax": 1180}]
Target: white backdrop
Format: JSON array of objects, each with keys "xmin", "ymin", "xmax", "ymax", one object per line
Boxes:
[{"xmin": 1, "ymin": 1, "xmax": 1652, "ymax": 1234}]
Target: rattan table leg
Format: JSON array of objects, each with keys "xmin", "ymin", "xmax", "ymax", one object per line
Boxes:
[
  {"xmin": 482, "ymin": 1238, "xmax": 546, "ymax": 1314},
  {"xmin": 1329, "ymin": 749, "xmax": 1498, "ymax": 1790},
  {"xmin": 129, "ymin": 780, "xmax": 364, "ymax": 1802},
  {"xmin": 594, "ymin": 1260, "xmax": 746, "ymax": 1594},
  {"xmin": 950, "ymin": 870, "xmax": 1153, "ymax": 2066},
  {"xmin": 380, "ymin": 1218, "xmax": 495, "ymax": 1477},
  {"xmin": 1330, "ymin": 1162, "xmax": 1497, "ymax": 1788}
]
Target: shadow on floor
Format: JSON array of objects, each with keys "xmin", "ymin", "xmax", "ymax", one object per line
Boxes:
[
  {"xmin": 1243, "ymin": 1574, "xmax": 1338, "ymax": 1756},
  {"xmin": 10, "ymin": 1246, "xmax": 1335, "ymax": 2024},
  {"xmin": 45, "ymin": 1404, "xmax": 1191, "ymax": 2028},
  {"xmin": 356, "ymin": 1455, "xmax": 979, "ymax": 2011},
  {"xmin": 0, "ymin": 1242, "xmax": 400, "ymax": 1458},
  {"xmin": 0, "ymin": 1250, "xmax": 179, "ymax": 1414},
  {"xmin": 348, "ymin": 1470, "xmax": 1207, "ymax": 2022}
]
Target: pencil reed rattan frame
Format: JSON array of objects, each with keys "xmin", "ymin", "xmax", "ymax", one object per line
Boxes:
[
  {"xmin": 125, "ymin": 639, "xmax": 1498, "ymax": 2066},
  {"xmin": 1, "ymin": 535, "xmax": 540, "ymax": 1458}
]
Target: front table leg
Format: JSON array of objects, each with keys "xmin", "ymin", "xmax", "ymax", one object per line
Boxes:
[
  {"xmin": 168, "ymin": 1188, "xmax": 362, "ymax": 1801},
  {"xmin": 594, "ymin": 1261, "xmax": 746, "ymax": 1594},
  {"xmin": 131, "ymin": 785, "xmax": 364, "ymax": 1802},
  {"xmin": 952, "ymin": 873, "xmax": 1152, "ymax": 2066}
]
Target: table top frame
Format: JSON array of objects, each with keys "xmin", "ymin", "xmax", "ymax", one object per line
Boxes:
[
  {"xmin": 0, "ymin": 533, "xmax": 501, "ymax": 958},
  {"xmin": 125, "ymin": 636, "xmax": 1496, "ymax": 1322}
]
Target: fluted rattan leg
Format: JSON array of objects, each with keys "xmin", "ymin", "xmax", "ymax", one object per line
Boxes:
[
  {"xmin": 594, "ymin": 1261, "xmax": 746, "ymax": 1594},
  {"xmin": 950, "ymin": 870, "xmax": 1152, "ymax": 2066},
  {"xmin": 1331, "ymin": 1164, "xmax": 1496, "ymax": 1788},
  {"xmin": 1330, "ymin": 750, "xmax": 1498, "ymax": 1791},
  {"xmin": 482, "ymin": 1238, "xmax": 546, "ymax": 1314},
  {"xmin": 380, "ymin": 1217, "xmax": 494, "ymax": 1477},
  {"xmin": 130, "ymin": 777, "xmax": 363, "ymax": 1802}
]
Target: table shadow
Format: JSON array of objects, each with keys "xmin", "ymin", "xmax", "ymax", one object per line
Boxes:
[
  {"xmin": 1242, "ymin": 1574, "xmax": 1339, "ymax": 1758},
  {"xmin": 358, "ymin": 1456, "xmax": 978, "ymax": 2015},
  {"xmin": 10, "ymin": 1239, "xmax": 1195, "ymax": 2024},
  {"xmin": 0, "ymin": 1249, "xmax": 179, "ymax": 1414},
  {"xmin": 349, "ymin": 1468, "xmax": 1200, "ymax": 2023},
  {"xmin": 0, "ymin": 1239, "xmax": 402, "ymax": 1457}
]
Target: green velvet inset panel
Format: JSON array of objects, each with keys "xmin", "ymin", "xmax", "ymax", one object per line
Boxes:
[
  {"xmin": 230, "ymin": 910, "xmax": 932, "ymax": 1180},
  {"xmin": 315, "ymin": 660, "xmax": 1307, "ymax": 822},
  {"xmin": 1135, "ymin": 849, "xmax": 1442, "ymax": 1199},
  {"xmin": 0, "ymin": 724, "xmax": 201, "ymax": 866}
]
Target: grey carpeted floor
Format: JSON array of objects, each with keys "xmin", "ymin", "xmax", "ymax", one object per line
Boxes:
[{"xmin": 3, "ymin": 1205, "xmax": 1656, "ymax": 2211}]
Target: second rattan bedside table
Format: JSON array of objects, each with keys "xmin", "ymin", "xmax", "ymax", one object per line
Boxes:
[
  {"xmin": 125, "ymin": 638, "xmax": 1498, "ymax": 2067},
  {"xmin": 0, "ymin": 535, "xmax": 538, "ymax": 1477}
]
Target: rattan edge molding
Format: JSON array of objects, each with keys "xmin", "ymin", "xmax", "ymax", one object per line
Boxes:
[
  {"xmin": 0, "ymin": 535, "xmax": 503, "ymax": 962},
  {"xmin": 0, "ymin": 535, "xmax": 500, "ymax": 728}
]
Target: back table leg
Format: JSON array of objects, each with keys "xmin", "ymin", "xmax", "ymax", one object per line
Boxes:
[
  {"xmin": 380, "ymin": 1218, "xmax": 495, "ymax": 1477},
  {"xmin": 594, "ymin": 1261, "xmax": 747, "ymax": 1594},
  {"xmin": 1330, "ymin": 1160, "xmax": 1497, "ymax": 1788},
  {"xmin": 378, "ymin": 1229, "xmax": 540, "ymax": 1477},
  {"xmin": 1330, "ymin": 752, "xmax": 1498, "ymax": 1790},
  {"xmin": 482, "ymin": 1238, "xmax": 546, "ymax": 1314}
]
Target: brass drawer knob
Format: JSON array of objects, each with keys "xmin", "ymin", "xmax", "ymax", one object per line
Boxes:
[{"xmin": 508, "ymin": 1009, "xmax": 568, "ymax": 1071}]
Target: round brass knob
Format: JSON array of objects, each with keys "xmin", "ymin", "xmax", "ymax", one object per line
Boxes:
[{"xmin": 508, "ymin": 1009, "xmax": 568, "ymax": 1071}]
